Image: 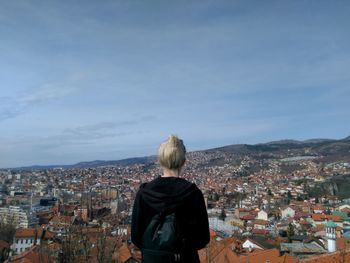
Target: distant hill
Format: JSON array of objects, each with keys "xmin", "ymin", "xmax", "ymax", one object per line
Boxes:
[
  {"xmin": 12, "ymin": 135, "xmax": 350, "ymax": 170},
  {"xmin": 15, "ymin": 156, "xmax": 156, "ymax": 171},
  {"xmin": 207, "ymin": 136, "xmax": 350, "ymax": 161},
  {"xmin": 72, "ymin": 156, "xmax": 156, "ymax": 168}
]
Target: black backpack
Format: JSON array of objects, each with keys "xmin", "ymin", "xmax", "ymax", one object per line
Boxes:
[{"xmin": 141, "ymin": 209, "xmax": 184, "ymax": 262}]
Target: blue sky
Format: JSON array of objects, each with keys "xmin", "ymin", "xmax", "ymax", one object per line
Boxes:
[{"xmin": 0, "ymin": 0, "xmax": 349, "ymax": 168}]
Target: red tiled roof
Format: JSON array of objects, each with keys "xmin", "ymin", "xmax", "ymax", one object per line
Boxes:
[
  {"xmin": 340, "ymin": 207, "xmax": 350, "ymax": 213},
  {"xmin": 7, "ymin": 245, "xmax": 53, "ymax": 263},
  {"xmin": 199, "ymin": 237, "xmax": 241, "ymax": 263},
  {"xmin": 113, "ymin": 243, "xmax": 132, "ymax": 263},
  {"xmin": 241, "ymin": 214, "xmax": 255, "ymax": 220},
  {"xmin": 251, "ymin": 229, "xmax": 270, "ymax": 235},
  {"xmin": 254, "ymin": 219, "xmax": 269, "ymax": 225},
  {"xmin": 209, "ymin": 228, "xmax": 217, "ymax": 238},
  {"xmin": 237, "ymin": 248, "xmax": 296, "ymax": 263},
  {"xmin": 311, "ymin": 214, "xmax": 343, "ymax": 222},
  {"xmin": 301, "ymin": 249, "xmax": 350, "ymax": 263},
  {"xmin": 336, "ymin": 237, "xmax": 350, "ymax": 251},
  {"xmin": 15, "ymin": 228, "xmax": 43, "ymax": 238}
]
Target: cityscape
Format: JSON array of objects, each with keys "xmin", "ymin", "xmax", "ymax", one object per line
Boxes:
[
  {"xmin": 1, "ymin": 1, "xmax": 350, "ymax": 262},
  {"xmin": 1, "ymin": 136, "xmax": 350, "ymax": 262}
]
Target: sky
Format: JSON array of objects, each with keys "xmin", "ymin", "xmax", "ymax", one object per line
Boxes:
[{"xmin": 0, "ymin": 0, "xmax": 349, "ymax": 168}]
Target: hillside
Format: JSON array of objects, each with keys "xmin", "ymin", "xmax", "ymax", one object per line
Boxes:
[{"xmin": 14, "ymin": 135, "xmax": 350, "ymax": 170}]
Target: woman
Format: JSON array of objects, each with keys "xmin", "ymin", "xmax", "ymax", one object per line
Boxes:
[{"xmin": 131, "ymin": 135, "xmax": 210, "ymax": 263}]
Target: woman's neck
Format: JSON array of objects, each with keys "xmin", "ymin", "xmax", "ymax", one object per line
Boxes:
[{"xmin": 162, "ymin": 168, "xmax": 179, "ymax": 177}]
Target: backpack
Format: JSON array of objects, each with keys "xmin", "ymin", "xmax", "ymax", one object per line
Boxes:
[{"xmin": 141, "ymin": 209, "xmax": 184, "ymax": 262}]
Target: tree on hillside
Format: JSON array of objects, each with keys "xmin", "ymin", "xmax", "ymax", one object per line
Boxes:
[
  {"xmin": 219, "ymin": 208, "xmax": 226, "ymax": 221},
  {"xmin": 287, "ymin": 223, "xmax": 295, "ymax": 243},
  {"xmin": 96, "ymin": 229, "xmax": 119, "ymax": 263},
  {"xmin": 267, "ymin": 189, "xmax": 273, "ymax": 196},
  {"xmin": 0, "ymin": 214, "xmax": 16, "ymax": 243}
]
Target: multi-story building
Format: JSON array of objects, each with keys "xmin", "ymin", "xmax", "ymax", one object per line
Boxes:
[{"xmin": 0, "ymin": 206, "xmax": 29, "ymax": 228}]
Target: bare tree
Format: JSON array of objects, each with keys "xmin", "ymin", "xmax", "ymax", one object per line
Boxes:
[
  {"xmin": 0, "ymin": 214, "xmax": 16, "ymax": 243},
  {"xmin": 96, "ymin": 229, "xmax": 118, "ymax": 263},
  {"xmin": 57, "ymin": 225, "xmax": 80, "ymax": 263}
]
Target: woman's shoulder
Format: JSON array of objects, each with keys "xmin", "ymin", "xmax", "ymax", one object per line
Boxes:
[{"xmin": 140, "ymin": 176, "xmax": 201, "ymax": 197}]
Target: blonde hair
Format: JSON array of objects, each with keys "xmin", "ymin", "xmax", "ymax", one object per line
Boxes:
[{"xmin": 158, "ymin": 135, "xmax": 186, "ymax": 170}]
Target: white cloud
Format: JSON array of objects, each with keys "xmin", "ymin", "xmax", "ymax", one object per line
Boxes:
[{"xmin": 0, "ymin": 82, "xmax": 78, "ymax": 121}]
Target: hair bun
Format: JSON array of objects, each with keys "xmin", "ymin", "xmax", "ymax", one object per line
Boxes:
[{"xmin": 168, "ymin": 134, "xmax": 178, "ymax": 145}]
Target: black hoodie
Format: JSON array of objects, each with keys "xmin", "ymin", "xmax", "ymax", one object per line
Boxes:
[{"xmin": 131, "ymin": 176, "xmax": 210, "ymax": 262}]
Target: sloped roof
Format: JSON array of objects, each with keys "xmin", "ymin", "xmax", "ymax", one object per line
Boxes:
[
  {"xmin": 340, "ymin": 207, "xmax": 350, "ymax": 213},
  {"xmin": 280, "ymin": 243, "xmax": 327, "ymax": 254},
  {"xmin": 332, "ymin": 210, "xmax": 348, "ymax": 219},
  {"xmin": 113, "ymin": 243, "xmax": 132, "ymax": 263},
  {"xmin": 254, "ymin": 219, "xmax": 269, "ymax": 225},
  {"xmin": 252, "ymin": 229, "xmax": 270, "ymax": 235},
  {"xmin": 238, "ymin": 248, "xmax": 295, "ymax": 263},
  {"xmin": 198, "ymin": 237, "xmax": 240, "ymax": 263},
  {"xmin": 7, "ymin": 245, "xmax": 54, "ymax": 263},
  {"xmin": 312, "ymin": 214, "xmax": 343, "ymax": 222},
  {"xmin": 300, "ymin": 249, "xmax": 350, "ymax": 263},
  {"xmin": 242, "ymin": 237, "xmax": 266, "ymax": 250},
  {"xmin": 14, "ymin": 228, "xmax": 43, "ymax": 238},
  {"xmin": 336, "ymin": 237, "xmax": 350, "ymax": 251},
  {"xmin": 210, "ymin": 228, "xmax": 217, "ymax": 238}
]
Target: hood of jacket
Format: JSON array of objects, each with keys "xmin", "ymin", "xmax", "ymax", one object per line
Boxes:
[{"xmin": 138, "ymin": 178, "xmax": 198, "ymax": 212}]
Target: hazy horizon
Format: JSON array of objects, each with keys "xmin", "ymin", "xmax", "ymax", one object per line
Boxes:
[
  {"xmin": 2, "ymin": 134, "xmax": 349, "ymax": 169},
  {"xmin": 1, "ymin": 1, "xmax": 350, "ymax": 167}
]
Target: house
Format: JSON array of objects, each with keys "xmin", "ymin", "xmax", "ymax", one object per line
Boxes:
[
  {"xmin": 280, "ymin": 243, "xmax": 327, "ymax": 257},
  {"xmin": 339, "ymin": 204, "xmax": 350, "ymax": 214},
  {"xmin": 10, "ymin": 228, "xmax": 43, "ymax": 255},
  {"xmin": 242, "ymin": 238, "xmax": 265, "ymax": 251},
  {"xmin": 281, "ymin": 207, "xmax": 296, "ymax": 219},
  {"xmin": 299, "ymin": 237, "xmax": 350, "ymax": 262},
  {"xmin": 48, "ymin": 215, "xmax": 76, "ymax": 234},
  {"xmin": 235, "ymin": 208, "xmax": 249, "ymax": 219},
  {"xmin": 5, "ymin": 245, "xmax": 54, "ymax": 263},
  {"xmin": 256, "ymin": 210, "xmax": 268, "ymax": 221},
  {"xmin": 311, "ymin": 214, "xmax": 344, "ymax": 227},
  {"xmin": 313, "ymin": 205, "xmax": 326, "ymax": 214},
  {"xmin": 254, "ymin": 219, "xmax": 269, "ymax": 230}
]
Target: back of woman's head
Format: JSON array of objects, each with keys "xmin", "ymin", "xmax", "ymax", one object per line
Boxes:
[{"xmin": 158, "ymin": 135, "xmax": 186, "ymax": 170}]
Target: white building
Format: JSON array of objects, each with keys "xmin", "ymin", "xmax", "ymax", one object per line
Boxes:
[
  {"xmin": 326, "ymin": 220, "xmax": 337, "ymax": 253},
  {"xmin": 256, "ymin": 210, "xmax": 268, "ymax": 221},
  {"xmin": 10, "ymin": 228, "xmax": 42, "ymax": 255},
  {"xmin": 281, "ymin": 207, "xmax": 295, "ymax": 219},
  {"xmin": 0, "ymin": 206, "xmax": 29, "ymax": 228},
  {"xmin": 242, "ymin": 238, "xmax": 265, "ymax": 251}
]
